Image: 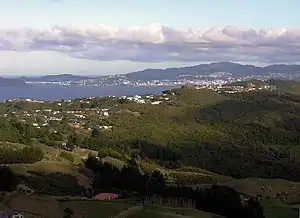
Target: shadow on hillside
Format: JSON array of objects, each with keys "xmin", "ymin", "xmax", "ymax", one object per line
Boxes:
[{"xmin": 18, "ymin": 172, "xmax": 84, "ymax": 196}]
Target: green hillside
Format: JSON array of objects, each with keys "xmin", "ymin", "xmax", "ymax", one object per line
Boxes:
[
  {"xmin": 2, "ymin": 80, "xmax": 300, "ymax": 217},
  {"xmin": 3, "ymin": 84, "xmax": 300, "ymax": 183},
  {"xmin": 98, "ymin": 89, "xmax": 300, "ymax": 183}
]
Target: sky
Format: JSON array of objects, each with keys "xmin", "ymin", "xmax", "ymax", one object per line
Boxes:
[{"xmin": 1, "ymin": 0, "xmax": 300, "ymax": 76}]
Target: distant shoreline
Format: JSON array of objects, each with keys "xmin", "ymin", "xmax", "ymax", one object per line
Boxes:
[{"xmin": 0, "ymin": 85, "xmax": 176, "ymax": 101}]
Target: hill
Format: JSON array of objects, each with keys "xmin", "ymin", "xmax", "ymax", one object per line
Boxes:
[
  {"xmin": 13, "ymin": 62, "xmax": 300, "ymax": 87},
  {"xmin": 3, "ymin": 83, "xmax": 300, "ymax": 183},
  {"xmin": 123, "ymin": 62, "xmax": 300, "ymax": 81},
  {"xmin": 90, "ymin": 87, "xmax": 300, "ymax": 184},
  {"xmin": 267, "ymin": 79, "xmax": 300, "ymax": 95},
  {"xmin": 227, "ymin": 79, "xmax": 300, "ymax": 94},
  {"xmin": 1, "ymin": 144, "xmax": 95, "ymax": 196},
  {"xmin": 3, "ymin": 80, "xmax": 300, "ymax": 216}
]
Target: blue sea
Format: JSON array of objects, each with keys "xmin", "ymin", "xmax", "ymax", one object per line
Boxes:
[{"xmin": 0, "ymin": 84, "xmax": 178, "ymax": 101}]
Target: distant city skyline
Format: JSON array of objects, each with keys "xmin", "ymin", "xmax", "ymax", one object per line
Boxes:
[{"xmin": 1, "ymin": 0, "xmax": 300, "ymax": 76}]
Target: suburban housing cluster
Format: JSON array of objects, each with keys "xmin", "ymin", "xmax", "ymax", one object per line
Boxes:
[{"xmin": 0, "ymin": 80, "xmax": 277, "ymax": 136}]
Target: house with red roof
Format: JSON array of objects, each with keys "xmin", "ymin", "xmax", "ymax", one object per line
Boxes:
[{"xmin": 94, "ymin": 193, "xmax": 119, "ymax": 200}]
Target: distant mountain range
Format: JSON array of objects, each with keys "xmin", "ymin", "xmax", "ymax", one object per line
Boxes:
[
  {"xmin": 124, "ymin": 62, "xmax": 300, "ymax": 81},
  {"xmin": 3, "ymin": 62, "xmax": 300, "ymax": 87},
  {"xmin": 20, "ymin": 62, "xmax": 300, "ymax": 82}
]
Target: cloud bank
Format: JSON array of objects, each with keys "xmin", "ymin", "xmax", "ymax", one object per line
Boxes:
[{"xmin": 1, "ymin": 23, "xmax": 300, "ymax": 63}]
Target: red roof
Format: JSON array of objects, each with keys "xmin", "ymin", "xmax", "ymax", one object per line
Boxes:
[{"xmin": 94, "ymin": 193, "xmax": 119, "ymax": 200}]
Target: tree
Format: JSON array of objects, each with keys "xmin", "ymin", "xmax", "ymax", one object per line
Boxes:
[
  {"xmin": 66, "ymin": 135, "xmax": 75, "ymax": 150},
  {"xmin": 147, "ymin": 170, "xmax": 166, "ymax": 196},
  {"xmin": 91, "ymin": 127, "xmax": 101, "ymax": 138},
  {"xmin": 0, "ymin": 166, "xmax": 19, "ymax": 191},
  {"xmin": 63, "ymin": 208, "xmax": 74, "ymax": 218},
  {"xmin": 196, "ymin": 185, "xmax": 264, "ymax": 218}
]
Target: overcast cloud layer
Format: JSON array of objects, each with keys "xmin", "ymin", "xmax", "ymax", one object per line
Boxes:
[{"xmin": 1, "ymin": 24, "xmax": 300, "ymax": 63}]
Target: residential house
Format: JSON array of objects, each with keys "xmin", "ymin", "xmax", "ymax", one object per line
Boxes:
[
  {"xmin": 94, "ymin": 193, "xmax": 119, "ymax": 200},
  {"xmin": 151, "ymin": 101, "xmax": 162, "ymax": 105}
]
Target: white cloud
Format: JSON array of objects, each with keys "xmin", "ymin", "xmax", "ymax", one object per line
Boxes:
[{"xmin": 1, "ymin": 24, "xmax": 300, "ymax": 67}]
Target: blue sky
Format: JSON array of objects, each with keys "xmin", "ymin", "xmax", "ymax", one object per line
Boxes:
[
  {"xmin": 1, "ymin": 0, "xmax": 299, "ymax": 28},
  {"xmin": 0, "ymin": 0, "xmax": 300, "ymax": 76}
]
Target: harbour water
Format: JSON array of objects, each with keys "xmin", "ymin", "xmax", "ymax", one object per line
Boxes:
[{"xmin": 0, "ymin": 84, "xmax": 177, "ymax": 101}]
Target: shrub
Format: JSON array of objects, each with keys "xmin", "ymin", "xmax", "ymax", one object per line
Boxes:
[
  {"xmin": 0, "ymin": 166, "xmax": 19, "ymax": 191},
  {"xmin": 97, "ymin": 148, "xmax": 109, "ymax": 158},
  {"xmin": 107, "ymin": 149, "xmax": 123, "ymax": 160},
  {"xmin": 59, "ymin": 151, "xmax": 74, "ymax": 163}
]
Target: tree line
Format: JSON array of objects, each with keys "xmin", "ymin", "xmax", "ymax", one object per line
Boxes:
[
  {"xmin": 0, "ymin": 146, "xmax": 43, "ymax": 164},
  {"xmin": 85, "ymin": 157, "xmax": 264, "ymax": 218}
]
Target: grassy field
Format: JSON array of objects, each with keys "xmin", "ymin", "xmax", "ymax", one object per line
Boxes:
[
  {"xmin": 6, "ymin": 144, "xmax": 96, "ymax": 189},
  {"xmin": 101, "ymin": 156, "xmax": 126, "ymax": 170},
  {"xmin": 59, "ymin": 200, "xmax": 134, "ymax": 218},
  {"xmin": 4, "ymin": 143, "xmax": 300, "ymax": 218},
  {"xmin": 0, "ymin": 193, "xmax": 223, "ymax": 218},
  {"xmin": 6, "ymin": 145, "xmax": 129, "ymax": 190},
  {"xmin": 222, "ymin": 178, "xmax": 300, "ymax": 203},
  {"xmin": 127, "ymin": 205, "xmax": 225, "ymax": 218},
  {"xmin": 1, "ymin": 188, "xmax": 298, "ymax": 218},
  {"xmin": 1, "ymin": 193, "xmax": 134, "ymax": 218},
  {"xmin": 72, "ymin": 147, "xmax": 98, "ymax": 160},
  {"xmin": 262, "ymin": 202, "xmax": 298, "ymax": 218},
  {"xmin": 9, "ymin": 145, "xmax": 300, "ymax": 202}
]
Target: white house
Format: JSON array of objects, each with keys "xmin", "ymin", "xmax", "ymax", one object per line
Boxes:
[{"xmin": 151, "ymin": 101, "xmax": 162, "ymax": 105}]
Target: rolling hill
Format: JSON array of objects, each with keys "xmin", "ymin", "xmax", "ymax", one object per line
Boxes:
[
  {"xmin": 10, "ymin": 62, "xmax": 300, "ymax": 84},
  {"xmin": 124, "ymin": 62, "xmax": 300, "ymax": 81},
  {"xmin": 3, "ymin": 80, "xmax": 300, "ymax": 217}
]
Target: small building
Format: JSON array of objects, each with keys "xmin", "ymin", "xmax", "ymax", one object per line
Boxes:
[
  {"xmin": 151, "ymin": 101, "xmax": 162, "ymax": 105},
  {"xmin": 94, "ymin": 193, "xmax": 119, "ymax": 200}
]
